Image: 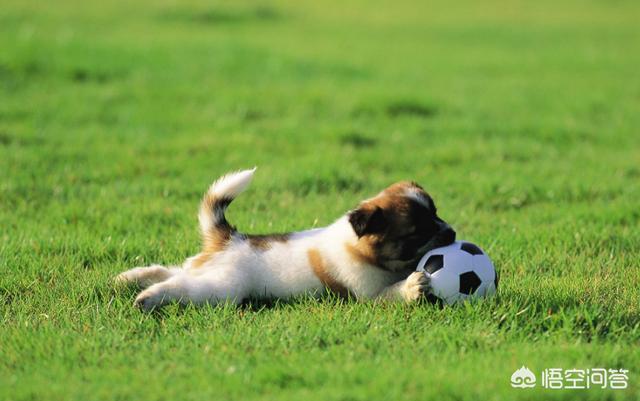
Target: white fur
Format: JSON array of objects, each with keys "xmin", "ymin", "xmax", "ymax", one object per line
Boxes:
[
  {"xmin": 116, "ymin": 169, "xmax": 428, "ymax": 311},
  {"xmin": 405, "ymin": 187, "xmax": 429, "ymax": 208}
]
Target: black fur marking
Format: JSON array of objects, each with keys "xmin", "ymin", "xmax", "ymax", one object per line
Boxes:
[
  {"xmin": 213, "ymin": 196, "xmax": 236, "ymax": 236},
  {"xmin": 247, "ymin": 233, "xmax": 290, "ymax": 250}
]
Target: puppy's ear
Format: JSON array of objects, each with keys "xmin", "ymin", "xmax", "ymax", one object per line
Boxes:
[{"xmin": 349, "ymin": 206, "xmax": 386, "ymax": 238}]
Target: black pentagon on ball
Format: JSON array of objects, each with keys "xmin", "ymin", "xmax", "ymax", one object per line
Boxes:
[
  {"xmin": 494, "ymin": 270, "xmax": 500, "ymax": 288},
  {"xmin": 460, "ymin": 242, "xmax": 483, "ymax": 255},
  {"xmin": 424, "ymin": 255, "xmax": 444, "ymax": 274},
  {"xmin": 459, "ymin": 271, "xmax": 482, "ymax": 295}
]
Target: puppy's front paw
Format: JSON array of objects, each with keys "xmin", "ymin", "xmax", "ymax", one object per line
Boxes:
[
  {"xmin": 402, "ymin": 272, "xmax": 431, "ymax": 302},
  {"xmin": 134, "ymin": 289, "xmax": 167, "ymax": 312}
]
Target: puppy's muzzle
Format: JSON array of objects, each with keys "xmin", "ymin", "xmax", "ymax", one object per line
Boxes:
[
  {"xmin": 424, "ymin": 223, "xmax": 456, "ymax": 253},
  {"xmin": 390, "ymin": 225, "xmax": 456, "ymax": 271},
  {"xmin": 383, "ymin": 222, "xmax": 457, "ymax": 272}
]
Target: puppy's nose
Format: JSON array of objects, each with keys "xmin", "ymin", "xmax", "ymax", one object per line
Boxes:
[
  {"xmin": 438, "ymin": 226, "xmax": 456, "ymax": 245},
  {"xmin": 424, "ymin": 223, "xmax": 456, "ymax": 252},
  {"xmin": 435, "ymin": 221, "xmax": 456, "ymax": 245}
]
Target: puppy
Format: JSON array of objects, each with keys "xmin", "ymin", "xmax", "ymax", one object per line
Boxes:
[{"xmin": 116, "ymin": 168, "xmax": 456, "ymax": 311}]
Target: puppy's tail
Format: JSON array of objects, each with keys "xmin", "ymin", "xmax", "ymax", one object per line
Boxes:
[{"xmin": 198, "ymin": 168, "xmax": 256, "ymax": 248}]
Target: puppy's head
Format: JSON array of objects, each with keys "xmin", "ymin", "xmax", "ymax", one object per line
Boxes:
[{"xmin": 348, "ymin": 181, "xmax": 456, "ymax": 272}]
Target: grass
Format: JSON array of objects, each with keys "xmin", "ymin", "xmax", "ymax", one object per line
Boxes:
[{"xmin": 1, "ymin": 0, "xmax": 639, "ymax": 399}]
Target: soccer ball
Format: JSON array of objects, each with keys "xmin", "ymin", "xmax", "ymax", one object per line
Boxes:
[{"xmin": 416, "ymin": 241, "xmax": 498, "ymax": 305}]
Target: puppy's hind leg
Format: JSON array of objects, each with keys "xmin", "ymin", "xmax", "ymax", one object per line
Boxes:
[
  {"xmin": 134, "ymin": 265, "xmax": 250, "ymax": 312},
  {"xmin": 115, "ymin": 265, "xmax": 180, "ymax": 289}
]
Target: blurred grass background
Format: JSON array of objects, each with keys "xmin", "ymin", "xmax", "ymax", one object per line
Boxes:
[{"xmin": 1, "ymin": 0, "xmax": 639, "ymax": 400}]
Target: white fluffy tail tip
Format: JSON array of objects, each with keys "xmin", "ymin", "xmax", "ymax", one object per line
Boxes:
[
  {"xmin": 234, "ymin": 167, "xmax": 257, "ymax": 181},
  {"xmin": 209, "ymin": 167, "xmax": 257, "ymax": 197}
]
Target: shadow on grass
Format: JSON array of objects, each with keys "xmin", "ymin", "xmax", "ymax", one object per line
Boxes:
[
  {"xmin": 339, "ymin": 132, "xmax": 378, "ymax": 149},
  {"xmin": 0, "ymin": 130, "xmax": 45, "ymax": 147},
  {"xmin": 351, "ymin": 98, "xmax": 439, "ymax": 120},
  {"xmin": 108, "ymin": 282, "xmax": 445, "ymax": 320},
  {"xmin": 159, "ymin": 6, "xmax": 282, "ymax": 25},
  {"xmin": 386, "ymin": 100, "xmax": 438, "ymax": 119},
  {"xmin": 68, "ymin": 67, "xmax": 124, "ymax": 84}
]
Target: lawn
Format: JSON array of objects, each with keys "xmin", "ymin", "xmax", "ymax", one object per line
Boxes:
[{"xmin": 1, "ymin": 0, "xmax": 639, "ymax": 400}]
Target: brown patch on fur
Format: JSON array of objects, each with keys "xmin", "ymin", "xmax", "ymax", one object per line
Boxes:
[
  {"xmin": 190, "ymin": 252, "xmax": 211, "ymax": 269},
  {"xmin": 368, "ymin": 181, "xmax": 423, "ymax": 213},
  {"xmin": 346, "ymin": 181, "xmax": 441, "ymax": 271},
  {"xmin": 191, "ymin": 230, "xmax": 234, "ymax": 268},
  {"xmin": 308, "ymin": 248, "xmax": 350, "ymax": 297},
  {"xmin": 191, "ymin": 231, "xmax": 231, "ymax": 267},
  {"xmin": 346, "ymin": 184, "xmax": 413, "ymax": 266},
  {"xmin": 192, "ymin": 194, "xmax": 236, "ymax": 268},
  {"xmin": 344, "ymin": 242, "xmax": 376, "ymax": 265},
  {"xmin": 248, "ymin": 233, "xmax": 290, "ymax": 251},
  {"xmin": 383, "ymin": 180, "xmax": 423, "ymax": 195}
]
